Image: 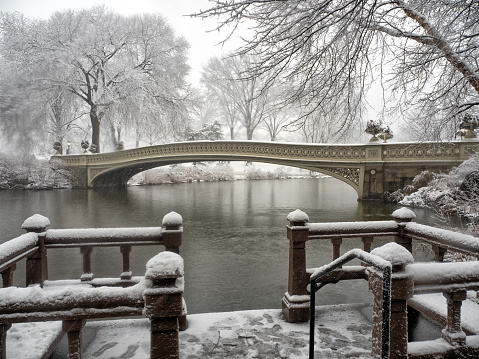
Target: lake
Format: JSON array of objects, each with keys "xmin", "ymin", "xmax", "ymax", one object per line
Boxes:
[{"xmin": 0, "ymin": 178, "xmax": 444, "ymax": 314}]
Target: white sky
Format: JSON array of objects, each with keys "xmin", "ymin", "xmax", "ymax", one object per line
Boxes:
[{"xmin": 0, "ymin": 0, "xmax": 242, "ymax": 85}]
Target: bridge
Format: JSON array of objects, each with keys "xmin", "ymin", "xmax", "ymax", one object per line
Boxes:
[{"xmin": 53, "ymin": 140, "xmax": 479, "ymax": 200}]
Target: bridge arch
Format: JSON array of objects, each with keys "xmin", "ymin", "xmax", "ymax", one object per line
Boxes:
[
  {"xmin": 88, "ymin": 155, "xmax": 362, "ymax": 197},
  {"xmin": 54, "ymin": 140, "xmax": 478, "ymax": 200}
]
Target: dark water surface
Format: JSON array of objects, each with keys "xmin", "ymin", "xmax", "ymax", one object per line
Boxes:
[{"xmin": 0, "ymin": 178, "xmax": 445, "ymax": 314}]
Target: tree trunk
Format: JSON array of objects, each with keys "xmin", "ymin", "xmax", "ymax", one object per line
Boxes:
[{"xmin": 90, "ymin": 105, "xmax": 101, "ymax": 153}]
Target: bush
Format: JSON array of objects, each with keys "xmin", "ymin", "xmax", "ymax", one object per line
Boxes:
[{"xmin": 0, "ymin": 154, "xmax": 73, "ymax": 190}]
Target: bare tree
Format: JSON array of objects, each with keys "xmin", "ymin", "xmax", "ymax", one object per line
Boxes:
[
  {"xmin": 202, "ymin": 54, "xmax": 269, "ymax": 140},
  {"xmin": 195, "ymin": 1, "xmax": 479, "ymax": 140},
  {"xmin": 0, "ymin": 7, "xmax": 190, "ymax": 152}
]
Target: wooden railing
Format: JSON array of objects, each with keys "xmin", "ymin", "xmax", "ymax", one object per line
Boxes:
[
  {"xmin": 283, "ymin": 208, "xmax": 479, "ymax": 358},
  {"xmin": 0, "ymin": 212, "xmax": 185, "ymax": 359}
]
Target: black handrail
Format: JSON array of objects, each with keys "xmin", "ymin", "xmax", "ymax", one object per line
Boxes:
[{"xmin": 309, "ymin": 248, "xmax": 392, "ymax": 359}]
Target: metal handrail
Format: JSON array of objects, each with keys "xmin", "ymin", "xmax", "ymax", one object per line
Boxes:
[{"xmin": 309, "ymin": 249, "xmax": 392, "ymax": 359}]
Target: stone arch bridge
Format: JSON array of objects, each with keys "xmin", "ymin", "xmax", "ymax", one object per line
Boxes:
[{"xmin": 53, "ymin": 140, "xmax": 479, "ymax": 200}]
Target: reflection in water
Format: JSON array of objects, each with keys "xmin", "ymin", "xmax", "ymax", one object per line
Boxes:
[{"xmin": 0, "ymin": 178, "xmax": 449, "ymax": 314}]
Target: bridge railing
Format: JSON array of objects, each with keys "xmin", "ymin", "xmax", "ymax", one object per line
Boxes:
[{"xmin": 0, "ymin": 213, "xmax": 185, "ymax": 358}]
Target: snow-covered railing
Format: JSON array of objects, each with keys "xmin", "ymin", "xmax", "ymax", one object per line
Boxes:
[
  {"xmin": 309, "ymin": 247, "xmax": 394, "ymax": 359},
  {"xmin": 0, "ymin": 212, "xmax": 183, "ymax": 287},
  {"xmin": 0, "ymin": 251, "xmax": 186, "ymax": 359},
  {"xmin": 404, "ymin": 222, "xmax": 479, "ymax": 259},
  {"xmin": 282, "ymin": 207, "xmax": 479, "ymax": 323}
]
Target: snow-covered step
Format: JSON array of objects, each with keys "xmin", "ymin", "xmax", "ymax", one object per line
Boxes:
[{"xmin": 6, "ymin": 321, "xmax": 63, "ymax": 359}]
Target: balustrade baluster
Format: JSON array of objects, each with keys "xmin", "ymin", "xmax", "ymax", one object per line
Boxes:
[
  {"xmin": 120, "ymin": 246, "xmax": 132, "ymax": 280},
  {"xmin": 80, "ymin": 246, "xmax": 93, "ymax": 281},
  {"xmin": 442, "ymin": 291, "xmax": 467, "ymax": 346},
  {"xmin": 1, "ymin": 264, "xmax": 15, "ymax": 288},
  {"xmin": 331, "ymin": 238, "xmax": 342, "ymax": 260},
  {"xmin": 63, "ymin": 319, "xmax": 86, "ymax": 359},
  {"xmin": 361, "ymin": 236, "xmax": 373, "ymax": 252}
]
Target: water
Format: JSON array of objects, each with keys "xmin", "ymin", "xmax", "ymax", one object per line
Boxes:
[{"xmin": 0, "ymin": 178, "xmax": 446, "ymax": 314}]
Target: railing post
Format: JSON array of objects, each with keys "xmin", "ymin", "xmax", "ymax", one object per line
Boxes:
[
  {"xmin": 369, "ymin": 243, "xmax": 414, "ymax": 359},
  {"xmin": 282, "ymin": 209, "xmax": 310, "ymax": 323},
  {"xmin": 80, "ymin": 246, "xmax": 93, "ymax": 281},
  {"xmin": 162, "ymin": 212, "xmax": 183, "ymax": 254},
  {"xmin": 143, "ymin": 252, "xmax": 184, "ymax": 359},
  {"xmin": 63, "ymin": 319, "xmax": 86, "ymax": 359},
  {"xmin": 391, "ymin": 208, "xmax": 416, "ymax": 253},
  {"xmin": 442, "ymin": 291, "xmax": 467, "ymax": 346},
  {"xmin": 120, "ymin": 245, "xmax": 132, "ymax": 280},
  {"xmin": 22, "ymin": 214, "xmax": 50, "ymax": 286}
]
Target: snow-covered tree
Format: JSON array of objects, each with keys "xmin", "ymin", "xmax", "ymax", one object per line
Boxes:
[
  {"xmin": 196, "ymin": 1, "xmax": 479, "ymax": 140},
  {"xmin": 0, "ymin": 7, "xmax": 191, "ymax": 152}
]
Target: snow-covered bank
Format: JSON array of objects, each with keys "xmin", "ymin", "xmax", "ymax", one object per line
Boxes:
[
  {"xmin": 0, "ymin": 155, "xmax": 73, "ymax": 190},
  {"xmin": 399, "ymin": 152, "xmax": 479, "ymax": 231}
]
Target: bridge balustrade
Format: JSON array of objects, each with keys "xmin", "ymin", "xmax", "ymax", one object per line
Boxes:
[{"xmin": 0, "ymin": 213, "xmax": 185, "ymax": 359}]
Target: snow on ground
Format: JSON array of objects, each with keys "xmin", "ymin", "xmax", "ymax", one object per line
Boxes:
[
  {"xmin": 47, "ymin": 304, "xmax": 373, "ymax": 358},
  {"xmin": 7, "ymin": 322, "xmax": 62, "ymax": 359}
]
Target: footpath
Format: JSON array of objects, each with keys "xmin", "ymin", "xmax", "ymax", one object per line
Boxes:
[{"xmin": 10, "ymin": 303, "xmax": 373, "ymax": 358}]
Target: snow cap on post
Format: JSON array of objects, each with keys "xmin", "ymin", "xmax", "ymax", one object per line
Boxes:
[
  {"xmin": 287, "ymin": 209, "xmax": 309, "ymax": 226},
  {"xmin": 145, "ymin": 251, "xmax": 184, "ymax": 279},
  {"xmin": 21, "ymin": 214, "xmax": 51, "ymax": 233},
  {"xmin": 391, "ymin": 207, "xmax": 416, "ymax": 223},
  {"xmin": 162, "ymin": 211, "xmax": 183, "ymax": 230},
  {"xmin": 371, "ymin": 242, "xmax": 414, "ymax": 267}
]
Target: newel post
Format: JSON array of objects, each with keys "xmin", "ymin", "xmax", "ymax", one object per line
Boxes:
[
  {"xmin": 368, "ymin": 243, "xmax": 414, "ymax": 359},
  {"xmin": 22, "ymin": 214, "xmax": 50, "ymax": 286},
  {"xmin": 391, "ymin": 208, "xmax": 416, "ymax": 253},
  {"xmin": 162, "ymin": 212, "xmax": 183, "ymax": 254},
  {"xmin": 282, "ymin": 209, "xmax": 310, "ymax": 323},
  {"xmin": 143, "ymin": 251, "xmax": 185, "ymax": 359}
]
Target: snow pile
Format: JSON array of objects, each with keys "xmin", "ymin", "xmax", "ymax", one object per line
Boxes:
[
  {"xmin": 21, "ymin": 214, "xmax": 50, "ymax": 231},
  {"xmin": 162, "ymin": 211, "xmax": 183, "ymax": 227},
  {"xmin": 391, "ymin": 207, "xmax": 416, "ymax": 220},
  {"xmin": 287, "ymin": 209, "xmax": 309, "ymax": 224},
  {"xmin": 370, "ymin": 242, "xmax": 414, "ymax": 266},
  {"xmin": 145, "ymin": 251, "xmax": 184, "ymax": 279},
  {"xmin": 0, "ymin": 233, "xmax": 38, "ymax": 262}
]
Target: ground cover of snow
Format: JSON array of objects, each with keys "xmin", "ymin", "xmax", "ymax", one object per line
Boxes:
[
  {"xmin": 46, "ymin": 304, "xmax": 373, "ymax": 358},
  {"xmin": 7, "ymin": 321, "xmax": 63, "ymax": 359}
]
